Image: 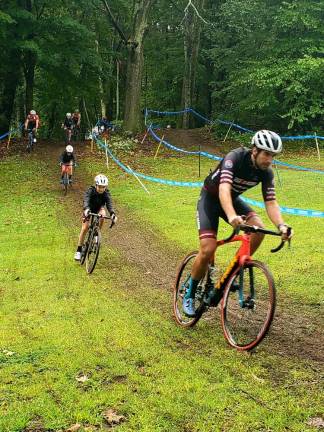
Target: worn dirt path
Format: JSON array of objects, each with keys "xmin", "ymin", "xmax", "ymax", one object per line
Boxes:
[{"xmin": 1, "ymin": 136, "xmax": 323, "ymax": 366}]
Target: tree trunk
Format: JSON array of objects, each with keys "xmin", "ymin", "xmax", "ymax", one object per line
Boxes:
[
  {"xmin": 123, "ymin": 0, "xmax": 154, "ymax": 133},
  {"xmin": 181, "ymin": 0, "xmax": 205, "ymax": 129},
  {"xmin": 23, "ymin": 52, "xmax": 37, "ymax": 115},
  {"xmin": 0, "ymin": 56, "xmax": 21, "ymax": 133}
]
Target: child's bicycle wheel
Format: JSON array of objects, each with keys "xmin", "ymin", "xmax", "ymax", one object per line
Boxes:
[
  {"xmin": 63, "ymin": 172, "xmax": 69, "ymax": 195},
  {"xmin": 85, "ymin": 229, "xmax": 101, "ymax": 274},
  {"xmin": 221, "ymin": 260, "xmax": 276, "ymax": 351},
  {"xmin": 173, "ymin": 251, "xmax": 208, "ymax": 327}
]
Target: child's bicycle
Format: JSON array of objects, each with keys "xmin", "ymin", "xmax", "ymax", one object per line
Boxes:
[
  {"xmin": 80, "ymin": 212, "xmax": 113, "ymax": 274},
  {"xmin": 173, "ymin": 224, "xmax": 291, "ymax": 351},
  {"xmin": 60, "ymin": 163, "xmax": 76, "ymax": 196}
]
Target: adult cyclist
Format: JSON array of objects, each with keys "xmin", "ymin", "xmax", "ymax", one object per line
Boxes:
[
  {"xmin": 62, "ymin": 113, "xmax": 73, "ymax": 143},
  {"xmin": 24, "ymin": 110, "xmax": 39, "ymax": 144},
  {"xmin": 59, "ymin": 145, "xmax": 76, "ymax": 183},
  {"xmin": 74, "ymin": 174, "xmax": 117, "ymax": 261},
  {"xmin": 183, "ymin": 130, "xmax": 293, "ymax": 317}
]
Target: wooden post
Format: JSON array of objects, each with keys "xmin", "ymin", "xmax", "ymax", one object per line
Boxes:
[
  {"xmin": 223, "ymin": 120, "xmax": 234, "ymax": 142},
  {"xmin": 105, "ymin": 138, "xmax": 109, "ymax": 168},
  {"xmin": 315, "ymin": 132, "xmax": 321, "ymax": 161},
  {"xmin": 127, "ymin": 165, "xmax": 150, "ymax": 194},
  {"xmin": 154, "ymin": 134, "xmax": 164, "ymax": 159},
  {"xmin": 91, "ymin": 138, "xmax": 94, "ymax": 153},
  {"xmin": 141, "ymin": 128, "xmax": 149, "ymax": 144},
  {"xmin": 7, "ymin": 132, "xmax": 12, "ymax": 149}
]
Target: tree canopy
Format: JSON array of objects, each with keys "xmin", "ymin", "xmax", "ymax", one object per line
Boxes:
[{"xmin": 0, "ymin": 0, "xmax": 323, "ymax": 134}]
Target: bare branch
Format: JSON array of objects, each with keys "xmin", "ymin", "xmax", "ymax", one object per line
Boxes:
[
  {"xmin": 101, "ymin": 0, "xmax": 129, "ymax": 44},
  {"xmin": 183, "ymin": 0, "xmax": 209, "ymax": 25}
]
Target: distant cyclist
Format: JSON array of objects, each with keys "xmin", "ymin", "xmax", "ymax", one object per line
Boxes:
[
  {"xmin": 24, "ymin": 110, "xmax": 39, "ymax": 136},
  {"xmin": 62, "ymin": 113, "xmax": 73, "ymax": 143},
  {"xmin": 59, "ymin": 145, "xmax": 76, "ymax": 183},
  {"xmin": 98, "ymin": 116, "xmax": 114, "ymax": 134},
  {"xmin": 74, "ymin": 174, "xmax": 117, "ymax": 261},
  {"xmin": 182, "ymin": 130, "xmax": 294, "ymax": 317},
  {"xmin": 72, "ymin": 109, "xmax": 81, "ymax": 128}
]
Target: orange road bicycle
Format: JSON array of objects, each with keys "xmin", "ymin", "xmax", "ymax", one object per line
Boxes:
[
  {"xmin": 173, "ymin": 224, "xmax": 291, "ymax": 351},
  {"xmin": 80, "ymin": 213, "xmax": 113, "ymax": 274}
]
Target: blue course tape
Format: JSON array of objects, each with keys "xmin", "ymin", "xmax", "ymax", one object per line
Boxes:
[
  {"xmin": 145, "ymin": 108, "xmax": 324, "ymax": 140},
  {"xmin": 95, "ymin": 138, "xmax": 324, "ymax": 218},
  {"xmin": 148, "ymin": 127, "xmax": 222, "ymax": 161},
  {"xmin": 148, "ymin": 125, "xmax": 324, "ymax": 174},
  {"xmin": 0, "ymin": 124, "xmax": 23, "ymax": 140}
]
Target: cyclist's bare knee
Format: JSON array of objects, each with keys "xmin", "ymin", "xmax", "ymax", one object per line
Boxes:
[
  {"xmin": 199, "ymin": 237, "xmax": 217, "ymax": 263},
  {"xmin": 246, "ymin": 212, "xmax": 265, "ymax": 228}
]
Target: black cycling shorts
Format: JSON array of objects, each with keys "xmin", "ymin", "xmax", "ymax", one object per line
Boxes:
[{"xmin": 196, "ymin": 187, "xmax": 257, "ymax": 240}]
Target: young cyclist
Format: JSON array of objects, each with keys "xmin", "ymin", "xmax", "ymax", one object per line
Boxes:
[
  {"xmin": 183, "ymin": 129, "xmax": 294, "ymax": 317},
  {"xmin": 59, "ymin": 145, "xmax": 76, "ymax": 183},
  {"xmin": 74, "ymin": 174, "xmax": 117, "ymax": 261}
]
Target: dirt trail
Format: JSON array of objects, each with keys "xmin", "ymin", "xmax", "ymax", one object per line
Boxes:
[{"xmin": 2, "ymin": 136, "xmax": 323, "ymax": 365}]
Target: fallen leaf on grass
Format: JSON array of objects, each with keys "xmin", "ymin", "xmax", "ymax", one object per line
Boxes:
[
  {"xmin": 2, "ymin": 349, "xmax": 15, "ymax": 356},
  {"xmin": 103, "ymin": 409, "xmax": 125, "ymax": 426},
  {"xmin": 307, "ymin": 417, "xmax": 324, "ymax": 428},
  {"xmin": 75, "ymin": 374, "xmax": 89, "ymax": 383},
  {"xmin": 66, "ymin": 424, "xmax": 82, "ymax": 432}
]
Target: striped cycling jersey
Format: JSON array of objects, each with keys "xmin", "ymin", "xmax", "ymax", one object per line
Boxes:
[{"xmin": 204, "ymin": 147, "xmax": 276, "ymax": 202}]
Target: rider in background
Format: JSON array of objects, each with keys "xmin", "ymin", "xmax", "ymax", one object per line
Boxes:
[
  {"xmin": 182, "ymin": 130, "xmax": 294, "ymax": 317},
  {"xmin": 59, "ymin": 145, "xmax": 76, "ymax": 183},
  {"xmin": 24, "ymin": 109, "xmax": 39, "ymax": 136},
  {"xmin": 62, "ymin": 113, "xmax": 73, "ymax": 143},
  {"xmin": 74, "ymin": 174, "xmax": 117, "ymax": 261},
  {"xmin": 98, "ymin": 116, "xmax": 114, "ymax": 134},
  {"xmin": 72, "ymin": 109, "xmax": 81, "ymax": 129}
]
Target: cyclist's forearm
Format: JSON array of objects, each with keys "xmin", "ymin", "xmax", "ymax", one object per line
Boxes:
[
  {"xmin": 265, "ymin": 200, "xmax": 284, "ymax": 227},
  {"xmin": 219, "ymin": 184, "xmax": 236, "ymax": 221}
]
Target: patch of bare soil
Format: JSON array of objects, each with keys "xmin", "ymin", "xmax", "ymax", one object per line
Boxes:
[{"xmin": 6, "ymin": 136, "xmax": 324, "ymax": 366}]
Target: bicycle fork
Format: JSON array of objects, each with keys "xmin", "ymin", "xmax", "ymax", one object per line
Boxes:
[{"xmin": 238, "ymin": 265, "xmax": 255, "ymax": 309}]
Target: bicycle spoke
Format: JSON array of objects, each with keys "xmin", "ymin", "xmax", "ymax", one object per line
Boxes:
[{"xmin": 222, "ymin": 261, "xmax": 275, "ymax": 350}]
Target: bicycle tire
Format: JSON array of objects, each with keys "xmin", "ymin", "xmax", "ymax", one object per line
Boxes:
[
  {"xmin": 85, "ymin": 229, "xmax": 101, "ymax": 274},
  {"xmin": 63, "ymin": 172, "xmax": 68, "ymax": 196},
  {"xmin": 80, "ymin": 230, "xmax": 91, "ymax": 266},
  {"xmin": 173, "ymin": 251, "xmax": 208, "ymax": 328},
  {"xmin": 221, "ymin": 260, "xmax": 276, "ymax": 351}
]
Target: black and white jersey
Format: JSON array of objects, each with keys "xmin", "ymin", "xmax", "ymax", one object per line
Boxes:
[{"xmin": 204, "ymin": 147, "xmax": 276, "ymax": 202}]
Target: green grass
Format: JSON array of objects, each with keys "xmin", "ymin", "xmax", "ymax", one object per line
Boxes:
[
  {"xmin": 91, "ymin": 143, "xmax": 324, "ymax": 303},
  {"xmin": 0, "ymin": 149, "xmax": 323, "ymax": 431}
]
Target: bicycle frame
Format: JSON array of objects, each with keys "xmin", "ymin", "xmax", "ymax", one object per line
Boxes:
[{"xmin": 212, "ymin": 224, "xmax": 284, "ymax": 294}]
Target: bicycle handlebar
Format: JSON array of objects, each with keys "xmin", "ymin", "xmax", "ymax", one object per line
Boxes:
[
  {"xmin": 88, "ymin": 212, "xmax": 114, "ymax": 228},
  {"xmin": 222, "ymin": 224, "xmax": 290, "ymax": 253}
]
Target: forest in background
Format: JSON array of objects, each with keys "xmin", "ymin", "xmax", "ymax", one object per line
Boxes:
[{"xmin": 0, "ymin": 0, "xmax": 323, "ymax": 136}]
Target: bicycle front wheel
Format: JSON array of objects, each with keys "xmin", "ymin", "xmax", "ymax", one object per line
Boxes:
[
  {"xmin": 173, "ymin": 251, "xmax": 207, "ymax": 328},
  {"xmin": 85, "ymin": 229, "xmax": 101, "ymax": 274},
  {"xmin": 221, "ymin": 260, "xmax": 276, "ymax": 351}
]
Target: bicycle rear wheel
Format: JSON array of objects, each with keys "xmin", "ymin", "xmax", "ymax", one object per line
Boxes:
[
  {"xmin": 85, "ymin": 229, "xmax": 101, "ymax": 274},
  {"xmin": 173, "ymin": 251, "xmax": 208, "ymax": 327},
  {"xmin": 221, "ymin": 260, "xmax": 276, "ymax": 351}
]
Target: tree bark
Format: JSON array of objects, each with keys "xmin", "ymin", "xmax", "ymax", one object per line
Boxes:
[
  {"xmin": 181, "ymin": 0, "xmax": 205, "ymax": 129},
  {"xmin": 123, "ymin": 0, "xmax": 154, "ymax": 133},
  {"xmin": 0, "ymin": 54, "xmax": 21, "ymax": 132}
]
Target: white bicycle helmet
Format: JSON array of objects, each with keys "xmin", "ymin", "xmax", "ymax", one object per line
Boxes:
[
  {"xmin": 252, "ymin": 130, "xmax": 282, "ymax": 154},
  {"xmin": 66, "ymin": 112, "xmax": 72, "ymax": 118},
  {"xmin": 66, "ymin": 145, "xmax": 73, "ymax": 153},
  {"xmin": 30, "ymin": 110, "xmax": 36, "ymax": 115},
  {"xmin": 95, "ymin": 174, "xmax": 108, "ymax": 186}
]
